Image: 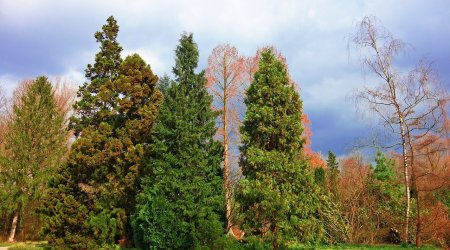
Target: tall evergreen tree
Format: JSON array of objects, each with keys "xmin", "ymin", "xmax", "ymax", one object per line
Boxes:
[
  {"xmin": 132, "ymin": 33, "xmax": 224, "ymax": 249},
  {"xmin": 326, "ymin": 150, "xmax": 339, "ymax": 194},
  {"xmin": 0, "ymin": 77, "xmax": 67, "ymax": 242},
  {"xmin": 314, "ymin": 167, "xmax": 326, "ymax": 188},
  {"xmin": 237, "ymin": 48, "xmax": 327, "ymax": 248},
  {"xmin": 70, "ymin": 16, "xmax": 123, "ymax": 134},
  {"xmin": 40, "ymin": 17, "xmax": 162, "ymax": 248},
  {"xmin": 368, "ymin": 151, "xmax": 404, "ymax": 241}
]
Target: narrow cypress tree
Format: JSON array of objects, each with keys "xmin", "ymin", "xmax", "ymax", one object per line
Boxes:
[
  {"xmin": 132, "ymin": 33, "xmax": 224, "ymax": 249},
  {"xmin": 41, "ymin": 17, "xmax": 162, "ymax": 248},
  {"xmin": 238, "ymin": 48, "xmax": 328, "ymax": 248}
]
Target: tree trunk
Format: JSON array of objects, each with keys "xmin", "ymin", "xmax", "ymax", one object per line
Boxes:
[
  {"xmin": 272, "ymin": 224, "xmax": 278, "ymax": 250},
  {"xmin": 223, "ymin": 99, "xmax": 232, "ymax": 231},
  {"xmin": 407, "ymin": 129, "xmax": 420, "ymax": 247},
  {"xmin": 399, "ymin": 119, "xmax": 411, "ymax": 243},
  {"xmin": 8, "ymin": 211, "xmax": 19, "ymax": 242}
]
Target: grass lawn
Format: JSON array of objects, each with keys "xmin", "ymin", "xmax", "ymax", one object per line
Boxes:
[
  {"xmin": 0, "ymin": 241, "xmax": 49, "ymax": 250},
  {"xmin": 290, "ymin": 244, "xmax": 440, "ymax": 250}
]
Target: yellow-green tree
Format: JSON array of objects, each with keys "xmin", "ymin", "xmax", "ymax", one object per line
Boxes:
[{"xmin": 0, "ymin": 77, "xmax": 67, "ymax": 242}]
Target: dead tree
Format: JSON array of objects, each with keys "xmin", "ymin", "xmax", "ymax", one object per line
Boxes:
[{"xmin": 206, "ymin": 44, "xmax": 245, "ymax": 231}]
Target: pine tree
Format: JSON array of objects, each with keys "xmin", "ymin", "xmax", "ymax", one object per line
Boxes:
[
  {"xmin": 70, "ymin": 16, "xmax": 123, "ymax": 134},
  {"xmin": 0, "ymin": 77, "xmax": 67, "ymax": 242},
  {"xmin": 368, "ymin": 150, "xmax": 404, "ymax": 240},
  {"xmin": 132, "ymin": 33, "xmax": 224, "ymax": 249},
  {"xmin": 373, "ymin": 150, "xmax": 397, "ymax": 182},
  {"xmin": 314, "ymin": 167, "xmax": 326, "ymax": 188},
  {"xmin": 327, "ymin": 150, "xmax": 339, "ymax": 194},
  {"xmin": 238, "ymin": 48, "xmax": 327, "ymax": 248},
  {"xmin": 41, "ymin": 17, "xmax": 162, "ymax": 248}
]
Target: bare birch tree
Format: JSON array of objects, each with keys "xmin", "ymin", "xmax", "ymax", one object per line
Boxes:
[{"xmin": 352, "ymin": 16, "xmax": 448, "ymax": 244}]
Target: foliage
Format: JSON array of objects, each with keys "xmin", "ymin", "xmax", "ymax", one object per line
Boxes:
[
  {"xmin": 336, "ymin": 152, "xmax": 405, "ymax": 244},
  {"xmin": 368, "ymin": 151, "xmax": 404, "ymax": 241},
  {"xmin": 237, "ymin": 48, "xmax": 345, "ymax": 248},
  {"xmin": 70, "ymin": 16, "xmax": 123, "ymax": 134},
  {"xmin": 1, "ymin": 13, "xmax": 448, "ymax": 250},
  {"xmin": 434, "ymin": 189, "xmax": 450, "ymax": 212},
  {"xmin": 315, "ymin": 167, "xmax": 326, "ymax": 188},
  {"xmin": 38, "ymin": 164, "xmax": 95, "ymax": 249},
  {"xmin": 0, "ymin": 77, "xmax": 68, "ymax": 241},
  {"xmin": 41, "ymin": 16, "xmax": 162, "ymax": 248},
  {"xmin": 132, "ymin": 33, "xmax": 224, "ymax": 249},
  {"xmin": 352, "ymin": 16, "xmax": 448, "ymax": 244},
  {"xmin": 156, "ymin": 74, "xmax": 171, "ymax": 95},
  {"xmin": 326, "ymin": 151, "xmax": 339, "ymax": 193}
]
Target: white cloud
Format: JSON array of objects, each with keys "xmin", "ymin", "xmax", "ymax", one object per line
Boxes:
[
  {"xmin": 0, "ymin": 74, "xmax": 21, "ymax": 96},
  {"xmin": 57, "ymin": 69, "xmax": 85, "ymax": 86},
  {"xmin": 0, "ymin": 0, "xmax": 42, "ymax": 27},
  {"xmin": 122, "ymin": 45, "xmax": 173, "ymax": 76},
  {"xmin": 1, "ymin": 0, "xmax": 449, "ymax": 154}
]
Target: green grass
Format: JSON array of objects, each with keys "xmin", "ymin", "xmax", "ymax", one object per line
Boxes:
[
  {"xmin": 0, "ymin": 241, "xmax": 50, "ymax": 250},
  {"xmin": 289, "ymin": 243, "xmax": 440, "ymax": 250}
]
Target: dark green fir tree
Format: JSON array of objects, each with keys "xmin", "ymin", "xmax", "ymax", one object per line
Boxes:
[
  {"xmin": 132, "ymin": 33, "xmax": 224, "ymax": 249},
  {"xmin": 237, "ymin": 48, "xmax": 346, "ymax": 248},
  {"xmin": 326, "ymin": 150, "xmax": 339, "ymax": 194},
  {"xmin": 367, "ymin": 150, "xmax": 403, "ymax": 238}
]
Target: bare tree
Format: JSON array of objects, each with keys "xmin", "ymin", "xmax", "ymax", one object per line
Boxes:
[
  {"xmin": 352, "ymin": 16, "xmax": 448, "ymax": 244},
  {"xmin": 206, "ymin": 44, "xmax": 245, "ymax": 231}
]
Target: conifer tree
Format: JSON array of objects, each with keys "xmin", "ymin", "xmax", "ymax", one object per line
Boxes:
[
  {"xmin": 0, "ymin": 77, "xmax": 67, "ymax": 242},
  {"xmin": 238, "ymin": 48, "xmax": 326, "ymax": 248},
  {"xmin": 41, "ymin": 16, "xmax": 162, "ymax": 248},
  {"xmin": 368, "ymin": 151, "xmax": 403, "ymax": 238},
  {"xmin": 70, "ymin": 16, "xmax": 123, "ymax": 134},
  {"xmin": 132, "ymin": 33, "xmax": 224, "ymax": 249},
  {"xmin": 327, "ymin": 150, "xmax": 339, "ymax": 193},
  {"xmin": 314, "ymin": 167, "xmax": 326, "ymax": 188}
]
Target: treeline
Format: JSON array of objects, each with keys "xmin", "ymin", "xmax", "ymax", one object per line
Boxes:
[{"xmin": 0, "ymin": 16, "xmax": 448, "ymax": 249}]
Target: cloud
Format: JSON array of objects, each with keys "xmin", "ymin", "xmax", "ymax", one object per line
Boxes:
[
  {"xmin": 1, "ymin": 0, "xmax": 449, "ymax": 155},
  {"xmin": 122, "ymin": 45, "xmax": 174, "ymax": 77},
  {"xmin": 0, "ymin": 74, "xmax": 21, "ymax": 96}
]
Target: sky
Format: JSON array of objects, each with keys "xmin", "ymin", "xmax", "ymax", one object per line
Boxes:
[{"xmin": 0, "ymin": 0, "xmax": 449, "ymax": 156}]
